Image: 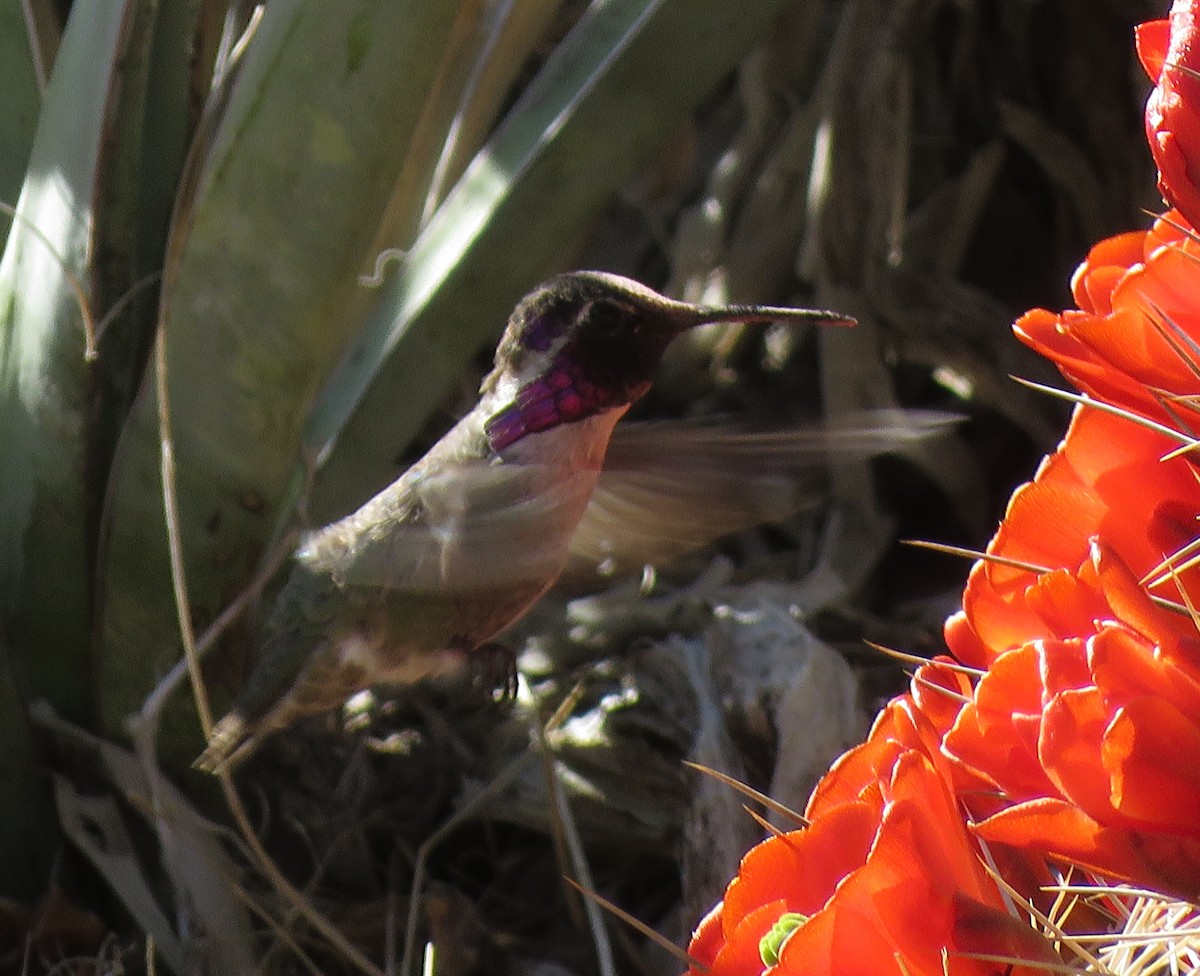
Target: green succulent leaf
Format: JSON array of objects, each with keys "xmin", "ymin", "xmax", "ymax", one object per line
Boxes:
[
  {"xmin": 95, "ymin": 0, "xmax": 473, "ymax": 752},
  {"xmin": 0, "ymin": 4, "xmax": 40, "ymax": 253},
  {"xmin": 0, "ymin": 0, "xmax": 177, "ymax": 896}
]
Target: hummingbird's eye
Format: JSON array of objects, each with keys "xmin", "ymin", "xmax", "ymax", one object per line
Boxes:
[{"xmin": 586, "ymin": 299, "xmax": 628, "ymax": 336}]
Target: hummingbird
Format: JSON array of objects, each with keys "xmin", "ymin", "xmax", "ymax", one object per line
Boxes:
[{"xmin": 196, "ymin": 271, "xmax": 899, "ymax": 772}]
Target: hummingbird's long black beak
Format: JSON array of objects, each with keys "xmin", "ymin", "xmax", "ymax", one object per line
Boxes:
[{"xmin": 668, "ymin": 300, "xmax": 856, "ymax": 331}]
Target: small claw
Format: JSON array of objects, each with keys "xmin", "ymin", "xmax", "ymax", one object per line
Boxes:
[
  {"xmin": 471, "ymin": 641, "xmax": 518, "ymax": 702},
  {"xmin": 194, "ymin": 713, "xmax": 251, "ymax": 775}
]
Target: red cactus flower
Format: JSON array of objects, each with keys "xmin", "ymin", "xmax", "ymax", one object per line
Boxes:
[
  {"xmin": 1139, "ymin": 3, "xmax": 1200, "ymax": 228},
  {"xmin": 688, "ymin": 6, "xmax": 1200, "ymax": 969},
  {"xmin": 945, "ymin": 407, "xmax": 1200, "ymax": 671},
  {"xmin": 687, "ymin": 666, "xmax": 1058, "ymax": 976},
  {"xmin": 1016, "ymin": 212, "xmax": 1200, "ymax": 430},
  {"xmin": 946, "ymin": 598, "xmax": 1200, "ymax": 898},
  {"xmin": 940, "ymin": 392, "xmax": 1200, "ymax": 896}
]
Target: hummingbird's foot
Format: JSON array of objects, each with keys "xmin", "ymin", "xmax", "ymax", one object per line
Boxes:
[
  {"xmin": 194, "ymin": 712, "xmax": 254, "ymax": 774},
  {"xmin": 469, "ymin": 641, "xmax": 518, "ymax": 702}
]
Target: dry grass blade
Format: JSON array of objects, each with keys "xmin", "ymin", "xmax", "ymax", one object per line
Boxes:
[
  {"xmin": 50, "ymin": 775, "xmax": 185, "ymax": 972},
  {"xmin": 21, "ymin": 0, "xmax": 60, "ymax": 91},
  {"xmin": 154, "ymin": 323, "xmax": 211, "ymax": 739},
  {"xmin": 562, "ymin": 877, "xmax": 708, "ymax": 973},
  {"xmin": 534, "ymin": 695, "xmax": 588, "ymax": 934},
  {"xmin": 138, "ymin": 519, "xmax": 300, "ymax": 721},
  {"xmin": 996, "ymin": 99, "xmax": 1105, "ymax": 245}
]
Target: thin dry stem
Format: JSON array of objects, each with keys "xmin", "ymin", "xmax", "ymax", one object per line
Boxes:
[
  {"xmin": 902, "ymin": 538, "xmax": 1053, "ymax": 576},
  {"xmin": 155, "ymin": 322, "xmax": 385, "ymax": 976},
  {"xmin": 744, "ymin": 805, "xmax": 786, "ymax": 837},
  {"xmin": 0, "ymin": 199, "xmax": 97, "ymax": 359},
  {"xmin": 563, "ymin": 877, "xmax": 707, "ymax": 973},
  {"xmin": 1011, "ymin": 378, "xmax": 1196, "ymax": 447},
  {"xmin": 683, "ymin": 760, "xmax": 808, "ymax": 826},
  {"xmin": 539, "ymin": 720, "xmax": 616, "ymax": 976},
  {"xmin": 862, "ymin": 640, "xmax": 985, "ymax": 679}
]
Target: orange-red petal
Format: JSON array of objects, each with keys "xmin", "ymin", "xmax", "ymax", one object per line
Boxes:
[
  {"xmin": 974, "ymin": 799, "xmax": 1200, "ymax": 901},
  {"xmin": 1144, "ymin": 2, "xmax": 1200, "ymax": 227}
]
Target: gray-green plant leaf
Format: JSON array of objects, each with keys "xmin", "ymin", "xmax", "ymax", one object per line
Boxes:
[
  {"xmin": 0, "ymin": 0, "xmax": 142, "ymax": 725},
  {"xmin": 0, "ymin": 4, "xmax": 41, "ymax": 253},
  {"xmin": 0, "ymin": 0, "xmax": 156, "ymax": 898},
  {"xmin": 96, "ymin": 0, "xmax": 470, "ymax": 750}
]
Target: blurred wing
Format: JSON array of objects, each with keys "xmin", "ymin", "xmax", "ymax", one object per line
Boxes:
[
  {"xmin": 568, "ymin": 409, "xmax": 958, "ymax": 576},
  {"xmin": 306, "ymin": 460, "xmax": 599, "ymax": 591}
]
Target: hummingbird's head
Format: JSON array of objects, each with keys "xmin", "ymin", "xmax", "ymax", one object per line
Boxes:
[{"xmin": 482, "ymin": 271, "xmax": 852, "ymax": 451}]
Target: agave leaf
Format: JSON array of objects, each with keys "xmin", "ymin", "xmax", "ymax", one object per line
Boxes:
[
  {"xmin": 0, "ymin": 0, "xmax": 176, "ymax": 895},
  {"xmin": 0, "ymin": 4, "xmax": 41, "ymax": 253},
  {"xmin": 19, "ymin": 0, "xmax": 61, "ymax": 88},
  {"xmin": 372, "ymin": 0, "xmax": 506, "ymax": 252},
  {"xmin": 417, "ymin": 0, "xmax": 562, "ymax": 223},
  {"xmin": 91, "ymin": 1, "xmax": 207, "ymax": 523},
  {"xmin": 95, "ymin": 0, "xmax": 471, "ymax": 747},
  {"xmin": 305, "ymin": 0, "xmax": 806, "ymax": 519},
  {"xmin": 0, "ymin": 0, "xmax": 171, "ymax": 724}
]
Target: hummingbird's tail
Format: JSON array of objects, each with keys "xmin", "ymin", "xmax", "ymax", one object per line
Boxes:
[{"xmin": 194, "ymin": 712, "xmax": 254, "ymax": 774}]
